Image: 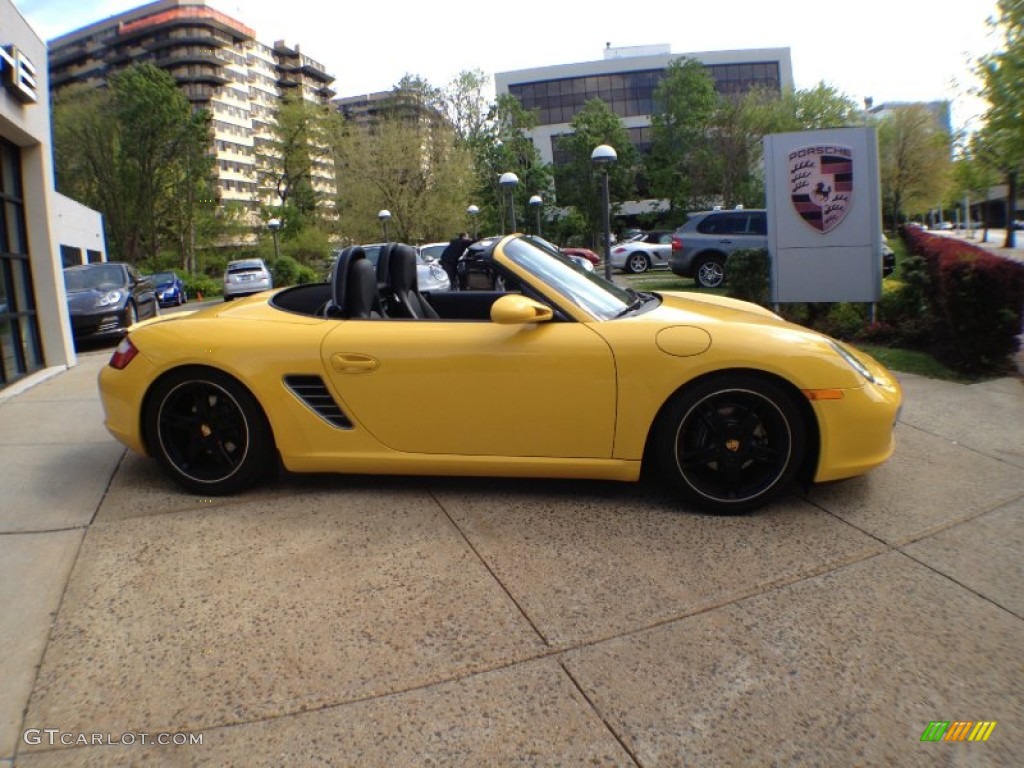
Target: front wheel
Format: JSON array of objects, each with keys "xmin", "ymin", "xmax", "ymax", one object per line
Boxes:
[
  {"xmin": 694, "ymin": 256, "xmax": 725, "ymax": 288},
  {"xmin": 145, "ymin": 368, "xmax": 275, "ymax": 495},
  {"xmin": 654, "ymin": 375, "xmax": 805, "ymax": 513},
  {"xmin": 626, "ymin": 252, "xmax": 650, "ymax": 274}
]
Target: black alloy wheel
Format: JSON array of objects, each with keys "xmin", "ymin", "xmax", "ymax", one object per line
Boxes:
[
  {"xmin": 145, "ymin": 368, "xmax": 275, "ymax": 495},
  {"xmin": 655, "ymin": 375, "xmax": 805, "ymax": 513}
]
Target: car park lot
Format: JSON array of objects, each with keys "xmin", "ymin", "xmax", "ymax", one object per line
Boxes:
[{"xmin": 1, "ymin": 350, "xmax": 1022, "ymax": 765}]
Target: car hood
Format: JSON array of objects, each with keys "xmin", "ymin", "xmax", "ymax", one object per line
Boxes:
[
  {"xmin": 66, "ymin": 289, "xmax": 125, "ymax": 312},
  {"xmin": 654, "ymin": 291, "xmax": 784, "ymax": 325},
  {"xmin": 155, "ymin": 280, "xmax": 178, "ymax": 290}
]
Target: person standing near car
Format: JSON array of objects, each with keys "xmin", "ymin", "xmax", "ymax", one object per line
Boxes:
[{"xmin": 440, "ymin": 233, "xmax": 472, "ymax": 290}]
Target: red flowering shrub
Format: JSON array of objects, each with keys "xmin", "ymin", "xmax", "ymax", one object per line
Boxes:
[{"xmin": 899, "ymin": 226, "xmax": 1024, "ymax": 372}]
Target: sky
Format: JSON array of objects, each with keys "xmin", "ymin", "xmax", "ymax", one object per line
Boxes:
[{"xmin": 13, "ymin": 0, "xmax": 1001, "ymax": 134}]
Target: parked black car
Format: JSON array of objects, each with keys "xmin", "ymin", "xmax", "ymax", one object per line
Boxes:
[{"xmin": 63, "ymin": 262, "xmax": 159, "ymax": 340}]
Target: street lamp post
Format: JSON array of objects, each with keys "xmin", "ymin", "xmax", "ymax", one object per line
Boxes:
[
  {"xmin": 378, "ymin": 209, "xmax": 392, "ymax": 241},
  {"xmin": 467, "ymin": 204, "xmax": 479, "ymax": 240},
  {"xmin": 591, "ymin": 144, "xmax": 617, "ymax": 280},
  {"xmin": 267, "ymin": 217, "xmax": 281, "ymax": 260},
  {"xmin": 499, "ymin": 172, "xmax": 519, "ymax": 234},
  {"xmin": 529, "ymin": 194, "xmax": 543, "ymax": 237}
]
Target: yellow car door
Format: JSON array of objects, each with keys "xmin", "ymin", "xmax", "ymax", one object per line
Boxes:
[{"xmin": 320, "ymin": 318, "xmax": 616, "ymax": 458}]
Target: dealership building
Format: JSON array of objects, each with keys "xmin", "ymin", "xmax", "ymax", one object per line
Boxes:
[{"xmin": 1, "ymin": 0, "xmax": 106, "ymax": 392}]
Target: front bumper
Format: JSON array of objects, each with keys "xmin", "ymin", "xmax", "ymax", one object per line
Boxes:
[
  {"xmin": 69, "ymin": 308, "xmax": 128, "ymax": 339},
  {"xmin": 811, "ymin": 354, "xmax": 902, "ymax": 482}
]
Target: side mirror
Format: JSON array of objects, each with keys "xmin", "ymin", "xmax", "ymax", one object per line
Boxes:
[{"xmin": 490, "ymin": 294, "xmax": 553, "ymax": 325}]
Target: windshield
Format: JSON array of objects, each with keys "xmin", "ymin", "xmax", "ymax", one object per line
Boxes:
[
  {"xmin": 419, "ymin": 244, "xmax": 445, "ymax": 262},
  {"xmin": 151, "ymin": 272, "xmax": 175, "ymax": 284},
  {"xmin": 63, "ymin": 265, "xmax": 126, "ymax": 292},
  {"xmin": 503, "ymin": 236, "xmax": 635, "ymax": 320},
  {"xmin": 227, "ymin": 260, "xmax": 265, "ymax": 274}
]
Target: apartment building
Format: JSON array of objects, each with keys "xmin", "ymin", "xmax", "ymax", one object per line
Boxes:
[{"xmin": 47, "ymin": 0, "xmax": 337, "ymax": 221}]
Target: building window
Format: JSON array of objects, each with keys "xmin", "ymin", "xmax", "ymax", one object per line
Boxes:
[
  {"xmin": 87, "ymin": 249, "xmax": 103, "ymax": 263},
  {"xmin": 0, "ymin": 140, "xmax": 44, "ymax": 387},
  {"xmin": 60, "ymin": 245, "xmax": 83, "ymax": 267}
]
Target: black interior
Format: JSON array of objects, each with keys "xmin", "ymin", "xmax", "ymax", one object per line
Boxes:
[
  {"xmin": 269, "ymin": 242, "xmax": 569, "ymax": 323},
  {"xmin": 270, "ymin": 282, "xmax": 506, "ymax": 321}
]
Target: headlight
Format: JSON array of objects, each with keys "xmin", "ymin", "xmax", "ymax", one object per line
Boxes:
[
  {"xmin": 429, "ymin": 265, "xmax": 447, "ymax": 281},
  {"xmin": 830, "ymin": 341, "xmax": 875, "ymax": 383},
  {"xmin": 94, "ymin": 290, "xmax": 122, "ymax": 308}
]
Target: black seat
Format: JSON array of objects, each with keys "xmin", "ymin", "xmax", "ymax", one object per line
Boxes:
[
  {"xmin": 328, "ymin": 246, "xmax": 380, "ymax": 319},
  {"xmin": 387, "ymin": 243, "xmax": 439, "ymax": 319},
  {"xmin": 375, "ymin": 243, "xmax": 396, "ymax": 316}
]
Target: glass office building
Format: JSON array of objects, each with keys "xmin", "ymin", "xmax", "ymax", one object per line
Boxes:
[{"xmin": 496, "ymin": 46, "xmax": 795, "ymax": 195}]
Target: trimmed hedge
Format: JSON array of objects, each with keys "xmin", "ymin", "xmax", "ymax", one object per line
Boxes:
[
  {"xmin": 900, "ymin": 226, "xmax": 1024, "ymax": 373},
  {"xmin": 725, "ymin": 248, "xmax": 771, "ymax": 306}
]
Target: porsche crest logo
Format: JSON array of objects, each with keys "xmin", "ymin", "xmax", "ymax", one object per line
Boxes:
[{"xmin": 789, "ymin": 145, "xmax": 853, "ymax": 233}]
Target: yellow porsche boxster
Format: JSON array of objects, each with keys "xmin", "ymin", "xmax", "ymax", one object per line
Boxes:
[{"xmin": 98, "ymin": 235, "xmax": 901, "ymax": 513}]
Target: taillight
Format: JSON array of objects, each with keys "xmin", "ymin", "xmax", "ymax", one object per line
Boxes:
[
  {"xmin": 109, "ymin": 336, "xmax": 139, "ymax": 370},
  {"xmin": 612, "ymin": 247, "xmax": 626, "ymax": 254},
  {"xmin": 671, "ymin": 236, "xmax": 682, "ymax": 251}
]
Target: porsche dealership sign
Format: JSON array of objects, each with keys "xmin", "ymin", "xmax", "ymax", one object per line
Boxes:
[
  {"xmin": 764, "ymin": 128, "xmax": 881, "ymax": 303},
  {"xmin": 789, "ymin": 144, "xmax": 852, "ymax": 233}
]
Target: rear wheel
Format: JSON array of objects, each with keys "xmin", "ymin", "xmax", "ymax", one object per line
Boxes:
[
  {"xmin": 626, "ymin": 252, "xmax": 650, "ymax": 274},
  {"xmin": 694, "ymin": 256, "xmax": 725, "ymax": 288},
  {"xmin": 145, "ymin": 368, "xmax": 275, "ymax": 495},
  {"xmin": 654, "ymin": 374, "xmax": 805, "ymax": 513}
]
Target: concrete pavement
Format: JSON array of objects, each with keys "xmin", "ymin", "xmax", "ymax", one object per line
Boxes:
[{"xmin": 1, "ymin": 350, "xmax": 1021, "ymax": 766}]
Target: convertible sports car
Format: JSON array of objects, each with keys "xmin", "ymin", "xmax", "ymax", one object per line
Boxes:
[{"xmin": 98, "ymin": 235, "xmax": 901, "ymax": 513}]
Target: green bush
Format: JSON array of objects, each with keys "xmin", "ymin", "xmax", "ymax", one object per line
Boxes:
[
  {"xmin": 725, "ymin": 248, "xmax": 770, "ymax": 306},
  {"xmin": 182, "ymin": 273, "xmax": 221, "ymax": 299},
  {"xmin": 820, "ymin": 302, "xmax": 866, "ymax": 340},
  {"xmin": 270, "ymin": 255, "xmax": 300, "ymax": 287}
]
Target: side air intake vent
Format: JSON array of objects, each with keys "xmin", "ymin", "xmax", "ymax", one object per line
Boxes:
[{"xmin": 283, "ymin": 375, "xmax": 353, "ymax": 429}]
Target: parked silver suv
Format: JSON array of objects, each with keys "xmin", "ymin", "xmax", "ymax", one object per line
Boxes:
[
  {"xmin": 670, "ymin": 209, "xmax": 767, "ymax": 288},
  {"xmin": 223, "ymin": 258, "xmax": 273, "ymax": 301}
]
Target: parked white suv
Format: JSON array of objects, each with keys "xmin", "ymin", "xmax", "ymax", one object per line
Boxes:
[{"xmin": 670, "ymin": 209, "xmax": 767, "ymax": 288}]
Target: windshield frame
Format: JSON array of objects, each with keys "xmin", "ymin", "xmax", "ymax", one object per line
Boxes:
[{"xmin": 499, "ymin": 235, "xmax": 640, "ymax": 321}]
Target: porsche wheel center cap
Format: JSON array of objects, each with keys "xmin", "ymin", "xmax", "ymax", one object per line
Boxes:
[
  {"xmin": 200, "ymin": 424, "xmax": 212, "ymax": 438},
  {"xmin": 725, "ymin": 439, "xmax": 741, "ymax": 452}
]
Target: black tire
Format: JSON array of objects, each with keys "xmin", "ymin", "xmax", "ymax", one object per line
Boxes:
[
  {"xmin": 145, "ymin": 368, "xmax": 275, "ymax": 495},
  {"xmin": 124, "ymin": 302, "xmax": 138, "ymax": 328},
  {"xmin": 694, "ymin": 256, "xmax": 725, "ymax": 288},
  {"xmin": 626, "ymin": 252, "xmax": 650, "ymax": 274},
  {"xmin": 654, "ymin": 374, "xmax": 805, "ymax": 513}
]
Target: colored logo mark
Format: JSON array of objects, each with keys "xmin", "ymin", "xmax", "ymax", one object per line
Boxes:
[{"xmin": 920, "ymin": 721, "xmax": 997, "ymax": 742}]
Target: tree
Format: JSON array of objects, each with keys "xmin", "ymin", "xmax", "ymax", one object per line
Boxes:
[
  {"xmin": 950, "ymin": 135, "xmax": 1001, "ymax": 239},
  {"xmin": 875, "ymin": 104, "xmax": 952, "ymax": 229},
  {"xmin": 647, "ymin": 58, "xmax": 718, "ymax": 219},
  {"xmin": 332, "ymin": 105, "xmax": 474, "ymax": 243},
  {"xmin": 258, "ymin": 94, "xmax": 339, "ymax": 232},
  {"xmin": 553, "ymin": 99, "xmax": 637, "ymax": 246},
  {"xmin": 705, "ymin": 82, "xmax": 860, "ymax": 209},
  {"xmin": 470, "ymin": 93, "xmax": 553, "ymax": 237},
  {"xmin": 52, "ymin": 64, "xmax": 212, "ymax": 265},
  {"xmin": 976, "ymin": 0, "xmax": 1024, "ymax": 246},
  {"xmin": 443, "ymin": 69, "xmax": 492, "ymax": 147}
]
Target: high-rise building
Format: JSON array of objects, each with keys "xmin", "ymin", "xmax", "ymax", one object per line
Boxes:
[{"xmin": 47, "ymin": 0, "xmax": 337, "ymax": 221}]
